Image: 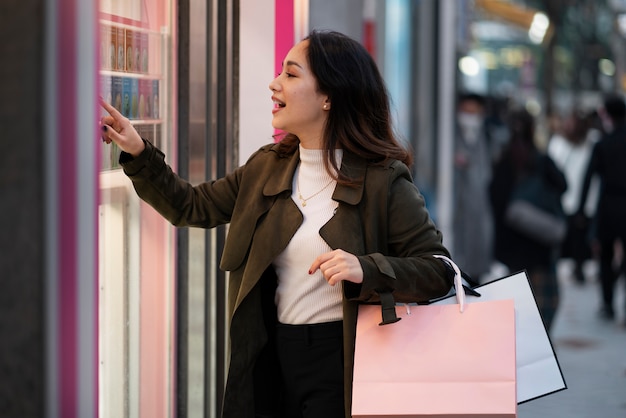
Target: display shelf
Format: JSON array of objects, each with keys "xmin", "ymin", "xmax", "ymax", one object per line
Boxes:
[{"xmin": 99, "ymin": 10, "xmax": 165, "ymax": 172}]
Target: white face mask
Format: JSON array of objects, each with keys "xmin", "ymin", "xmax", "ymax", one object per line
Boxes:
[{"xmin": 457, "ymin": 112, "xmax": 483, "ymax": 144}]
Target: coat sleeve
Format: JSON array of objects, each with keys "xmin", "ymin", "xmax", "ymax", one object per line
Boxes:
[
  {"xmin": 120, "ymin": 139, "xmax": 241, "ymax": 228},
  {"xmin": 345, "ymin": 163, "xmax": 453, "ymax": 304}
]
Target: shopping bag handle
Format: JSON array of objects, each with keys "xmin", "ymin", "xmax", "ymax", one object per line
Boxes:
[
  {"xmin": 433, "ymin": 255, "xmax": 466, "ymax": 312},
  {"xmin": 376, "ymin": 255, "xmax": 476, "ymax": 325},
  {"xmin": 378, "ymin": 292, "xmax": 402, "ymax": 325}
]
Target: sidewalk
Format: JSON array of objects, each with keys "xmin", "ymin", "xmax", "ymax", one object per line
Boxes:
[{"xmin": 517, "ymin": 260, "xmax": 626, "ymax": 418}]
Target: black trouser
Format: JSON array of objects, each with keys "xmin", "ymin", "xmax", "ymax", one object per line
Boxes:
[
  {"xmin": 275, "ymin": 321, "xmax": 344, "ymax": 418},
  {"xmin": 598, "ymin": 237, "xmax": 626, "ymax": 314},
  {"xmin": 596, "ymin": 202, "xmax": 626, "ymax": 316}
]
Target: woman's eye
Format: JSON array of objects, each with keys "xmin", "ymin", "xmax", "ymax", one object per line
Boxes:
[{"xmin": 275, "ymin": 71, "xmax": 295, "ymax": 78}]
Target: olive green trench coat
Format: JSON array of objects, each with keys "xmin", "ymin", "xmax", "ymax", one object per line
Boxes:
[{"xmin": 121, "ymin": 140, "xmax": 452, "ymax": 418}]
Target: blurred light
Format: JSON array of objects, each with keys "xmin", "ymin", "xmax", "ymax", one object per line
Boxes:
[
  {"xmin": 459, "ymin": 55, "xmax": 480, "ymax": 76},
  {"xmin": 528, "ymin": 12, "xmax": 550, "ymax": 44},
  {"xmin": 475, "ymin": 0, "xmax": 554, "ymax": 44},
  {"xmin": 479, "ymin": 50, "xmax": 499, "ymax": 70},
  {"xmin": 500, "ymin": 47, "xmax": 525, "ymax": 68},
  {"xmin": 618, "ymin": 14, "xmax": 626, "ymax": 37},
  {"xmin": 599, "ymin": 59, "xmax": 616, "ymax": 76},
  {"xmin": 525, "ymin": 99, "xmax": 542, "ymax": 116}
]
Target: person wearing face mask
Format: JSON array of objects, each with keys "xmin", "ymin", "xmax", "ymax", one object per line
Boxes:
[
  {"xmin": 100, "ymin": 30, "xmax": 454, "ymax": 418},
  {"xmin": 452, "ymin": 92, "xmax": 494, "ymax": 282}
]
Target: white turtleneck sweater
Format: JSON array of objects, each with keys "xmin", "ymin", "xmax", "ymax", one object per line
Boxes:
[{"xmin": 273, "ymin": 146, "xmax": 344, "ymax": 325}]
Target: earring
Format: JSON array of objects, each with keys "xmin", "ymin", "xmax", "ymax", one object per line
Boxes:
[{"xmin": 323, "ymin": 104, "xmax": 329, "ymax": 110}]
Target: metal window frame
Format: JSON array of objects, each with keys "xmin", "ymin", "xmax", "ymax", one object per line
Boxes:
[{"xmin": 176, "ymin": 0, "xmax": 239, "ymax": 416}]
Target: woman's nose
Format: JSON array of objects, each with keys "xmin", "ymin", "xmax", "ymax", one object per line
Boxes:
[{"xmin": 269, "ymin": 76, "xmax": 279, "ymax": 92}]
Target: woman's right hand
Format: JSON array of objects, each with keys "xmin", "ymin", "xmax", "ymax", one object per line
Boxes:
[{"xmin": 100, "ymin": 98, "xmax": 145, "ymax": 157}]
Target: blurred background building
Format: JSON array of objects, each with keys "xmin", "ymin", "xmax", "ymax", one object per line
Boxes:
[{"xmin": 1, "ymin": 0, "xmax": 625, "ymax": 417}]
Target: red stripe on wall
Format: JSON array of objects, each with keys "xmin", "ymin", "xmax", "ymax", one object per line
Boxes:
[
  {"xmin": 274, "ymin": 0, "xmax": 294, "ymax": 77},
  {"xmin": 274, "ymin": 0, "xmax": 293, "ymax": 140},
  {"xmin": 57, "ymin": 0, "xmax": 77, "ymax": 416},
  {"xmin": 363, "ymin": 20, "xmax": 376, "ymax": 57}
]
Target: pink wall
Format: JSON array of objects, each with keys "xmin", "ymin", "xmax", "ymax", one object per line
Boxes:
[
  {"xmin": 274, "ymin": 0, "xmax": 294, "ymax": 140},
  {"xmin": 274, "ymin": 0, "xmax": 294, "ymax": 77},
  {"xmin": 139, "ymin": 204, "xmax": 172, "ymax": 418}
]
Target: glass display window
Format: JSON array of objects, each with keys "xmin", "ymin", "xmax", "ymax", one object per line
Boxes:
[{"xmin": 98, "ymin": 0, "xmax": 177, "ymax": 417}]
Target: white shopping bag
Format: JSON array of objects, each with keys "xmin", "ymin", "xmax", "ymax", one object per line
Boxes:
[{"xmin": 432, "ymin": 270, "xmax": 567, "ymax": 403}]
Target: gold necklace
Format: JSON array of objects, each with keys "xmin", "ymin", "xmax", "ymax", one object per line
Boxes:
[{"xmin": 297, "ymin": 174, "xmax": 334, "ymax": 207}]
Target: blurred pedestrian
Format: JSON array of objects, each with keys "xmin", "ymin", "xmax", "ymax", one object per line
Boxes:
[
  {"xmin": 547, "ymin": 110, "xmax": 600, "ymax": 284},
  {"xmin": 489, "ymin": 108, "xmax": 567, "ymax": 331},
  {"xmin": 484, "ymin": 95, "xmax": 511, "ymax": 163},
  {"xmin": 576, "ymin": 94, "xmax": 626, "ymax": 321},
  {"xmin": 452, "ymin": 92, "xmax": 494, "ymax": 281}
]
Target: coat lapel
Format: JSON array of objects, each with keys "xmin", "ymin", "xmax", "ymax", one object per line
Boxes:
[
  {"xmin": 234, "ymin": 148, "xmax": 303, "ymax": 310},
  {"xmin": 320, "ymin": 152, "xmax": 367, "ymax": 254}
]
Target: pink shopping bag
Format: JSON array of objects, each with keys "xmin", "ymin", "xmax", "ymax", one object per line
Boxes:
[{"xmin": 352, "ymin": 257, "xmax": 517, "ymax": 418}]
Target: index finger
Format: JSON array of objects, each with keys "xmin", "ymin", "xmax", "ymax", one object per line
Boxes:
[
  {"xmin": 308, "ymin": 251, "xmax": 334, "ymax": 274},
  {"xmin": 99, "ymin": 97, "xmax": 123, "ymax": 119}
]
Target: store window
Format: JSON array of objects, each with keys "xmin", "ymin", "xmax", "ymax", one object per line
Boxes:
[{"xmin": 98, "ymin": 0, "xmax": 177, "ymax": 416}]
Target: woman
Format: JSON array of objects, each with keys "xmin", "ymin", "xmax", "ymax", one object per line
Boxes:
[
  {"xmin": 452, "ymin": 92, "xmax": 494, "ymax": 282},
  {"xmin": 489, "ymin": 108, "xmax": 567, "ymax": 331},
  {"xmin": 101, "ymin": 30, "xmax": 452, "ymax": 418},
  {"xmin": 547, "ymin": 110, "xmax": 599, "ymax": 284}
]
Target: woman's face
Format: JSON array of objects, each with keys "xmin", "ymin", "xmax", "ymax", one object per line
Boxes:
[{"xmin": 269, "ymin": 40, "xmax": 330, "ymax": 148}]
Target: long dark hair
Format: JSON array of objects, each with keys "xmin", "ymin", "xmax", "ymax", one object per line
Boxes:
[{"xmin": 277, "ymin": 30, "xmax": 411, "ymax": 184}]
